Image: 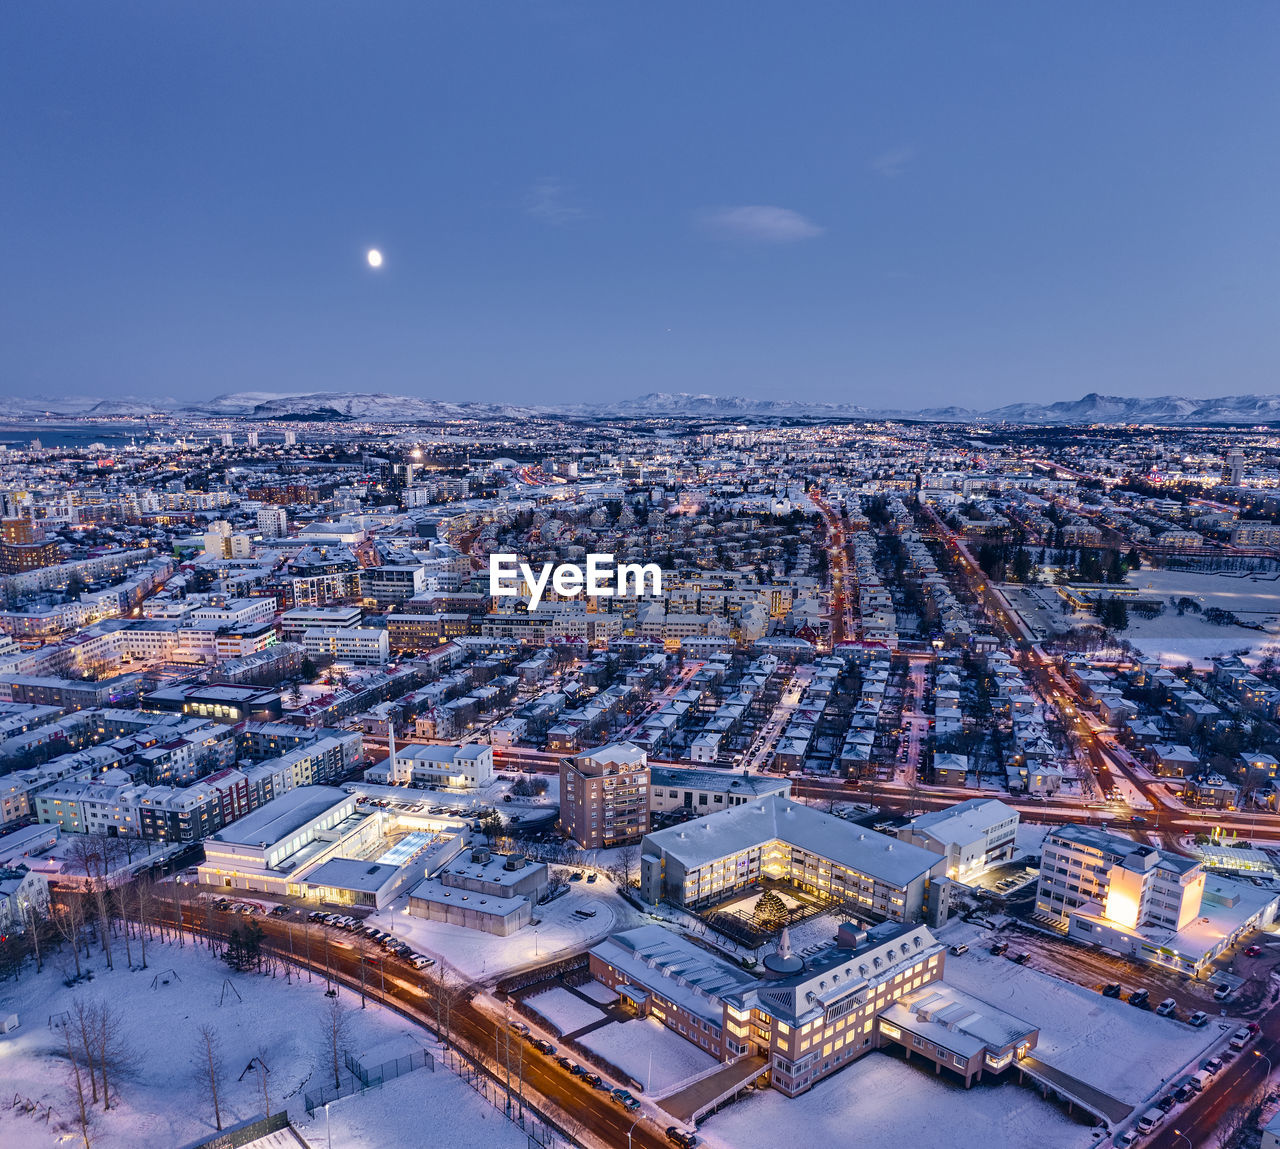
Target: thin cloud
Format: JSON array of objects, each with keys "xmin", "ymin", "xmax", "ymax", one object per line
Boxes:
[
  {"xmin": 524, "ymin": 177, "xmax": 584, "ymax": 226},
  {"xmin": 700, "ymin": 205, "xmax": 824, "ymax": 243},
  {"xmin": 869, "ymin": 145, "xmax": 916, "ymax": 178}
]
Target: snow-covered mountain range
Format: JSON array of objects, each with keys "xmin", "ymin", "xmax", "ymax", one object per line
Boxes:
[{"xmin": 8, "ymin": 389, "xmax": 1280, "ymax": 425}]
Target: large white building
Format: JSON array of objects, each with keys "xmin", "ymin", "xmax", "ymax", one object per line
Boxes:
[
  {"xmin": 1034, "ymin": 824, "xmax": 1277, "ymax": 975},
  {"xmin": 900, "ymin": 798, "xmax": 1019, "ymax": 883},
  {"xmin": 639, "ymin": 795, "xmax": 951, "ymax": 924},
  {"xmin": 198, "ymin": 787, "xmax": 372, "ymax": 895},
  {"xmin": 301, "ymin": 626, "xmax": 389, "ymax": 665},
  {"xmin": 370, "ymin": 741, "xmax": 494, "ymax": 789}
]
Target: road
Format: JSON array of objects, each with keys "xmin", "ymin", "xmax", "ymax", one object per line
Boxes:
[{"xmin": 159, "ymin": 904, "xmax": 675, "ymax": 1149}]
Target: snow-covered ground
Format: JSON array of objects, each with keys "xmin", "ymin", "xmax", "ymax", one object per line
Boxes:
[
  {"xmin": 577, "ymin": 979, "xmax": 618, "ymax": 1004},
  {"xmin": 1117, "ymin": 568, "xmax": 1280, "ymax": 666},
  {"xmin": 700, "ymin": 1050, "xmax": 1096, "ymax": 1149},
  {"xmin": 578, "ymin": 1017, "xmax": 718, "ymax": 1095},
  {"xmin": 525, "ymin": 986, "xmax": 608, "ymax": 1035},
  {"xmin": 0, "ymin": 937, "xmax": 524, "ymax": 1149},
  {"xmin": 1013, "ymin": 823, "xmax": 1051, "ymax": 857},
  {"xmin": 937, "ymin": 928, "xmax": 1224, "ymax": 1105},
  {"xmin": 368, "ymin": 877, "xmax": 647, "ymax": 982}
]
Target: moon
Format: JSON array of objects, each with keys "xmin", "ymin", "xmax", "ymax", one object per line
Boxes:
[{"xmin": 366, "ymin": 249, "xmax": 383, "ymax": 269}]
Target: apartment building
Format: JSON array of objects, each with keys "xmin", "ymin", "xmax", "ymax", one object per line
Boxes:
[
  {"xmin": 639, "ymin": 796, "xmax": 950, "ymax": 924},
  {"xmin": 300, "ymin": 626, "xmax": 390, "ymax": 665},
  {"xmin": 559, "ymin": 742, "xmax": 650, "ymax": 848}
]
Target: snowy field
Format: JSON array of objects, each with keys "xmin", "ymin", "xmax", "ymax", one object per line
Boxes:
[
  {"xmin": 579, "ymin": 1017, "xmax": 718, "ymax": 1095},
  {"xmin": 0, "ymin": 937, "xmax": 525, "ymax": 1149},
  {"xmin": 937, "ymin": 928, "xmax": 1224, "ymax": 1105},
  {"xmin": 368, "ymin": 877, "xmax": 646, "ymax": 983},
  {"xmin": 700, "ymin": 1050, "xmax": 1097, "ymax": 1149},
  {"xmin": 1116, "ymin": 568, "xmax": 1280, "ymax": 666},
  {"xmin": 525, "ymin": 986, "xmax": 607, "ymax": 1035}
]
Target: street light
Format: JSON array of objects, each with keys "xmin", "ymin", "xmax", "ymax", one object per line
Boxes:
[
  {"xmin": 1172, "ymin": 1132, "xmax": 1191, "ymax": 1149},
  {"xmin": 1256, "ymin": 1049, "xmax": 1272, "ymax": 1079},
  {"xmin": 627, "ymin": 1115, "xmax": 644, "ymax": 1149}
]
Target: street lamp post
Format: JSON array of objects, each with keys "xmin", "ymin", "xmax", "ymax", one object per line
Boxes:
[
  {"xmin": 627, "ymin": 1116, "xmax": 643, "ymax": 1149},
  {"xmin": 324, "ymin": 1102, "xmax": 332, "ymax": 1149},
  {"xmin": 1256, "ymin": 1049, "xmax": 1272, "ymax": 1080},
  {"xmin": 1172, "ymin": 1131, "xmax": 1191, "ymax": 1149}
]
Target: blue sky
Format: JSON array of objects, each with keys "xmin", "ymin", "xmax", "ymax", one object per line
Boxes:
[{"xmin": 2, "ymin": 3, "xmax": 1278, "ymax": 409}]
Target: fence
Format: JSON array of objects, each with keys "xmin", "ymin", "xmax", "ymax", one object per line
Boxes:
[
  {"xmin": 441, "ymin": 1047, "xmax": 572, "ymax": 1149},
  {"xmin": 303, "ymin": 1047, "xmax": 433, "ymax": 1114}
]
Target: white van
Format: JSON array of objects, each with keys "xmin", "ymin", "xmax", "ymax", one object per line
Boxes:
[
  {"xmin": 1136, "ymin": 1108, "xmax": 1165, "ymax": 1134},
  {"xmin": 1190, "ymin": 1069, "xmax": 1213, "ymax": 1093}
]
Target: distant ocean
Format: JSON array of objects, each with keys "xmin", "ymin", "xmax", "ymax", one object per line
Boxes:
[{"xmin": 0, "ymin": 421, "xmax": 172, "ymax": 450}]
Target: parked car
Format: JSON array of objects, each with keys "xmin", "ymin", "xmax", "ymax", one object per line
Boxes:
[
  {"xmin": 1230, "ymin": 1027, "xmax": 1252, "ymax": 1052},
  {"xmin": 583, "ymin": 1073, "xmax": 604, "ymax": 1088},
  {"xmin": 1203, "ymin": 1056, "xmax": 1224, "ymax": 1075},
  {"xmin": 1102, "ymin": 983, "xmax": 1123, "ymax": 998},
  {"xmin": 1188, "ymin": 1011, "xmax": 1209, "ymax": 1028},
  {"xmin": 508, "ymin": 1020, "xmax": 530, "ymax": 1036},
  {"xmin": 1127, "ymin": 989, "xmax": 1150, "ymax": 1008},
  {"xmin": 613, "ymin": 1089, "xmax": 640, "ymax": 1111},
  {"xmin": 1009, "ymin": 952, "xmax": 1030, "ymax": 965},
  {"xmin": 1155, "ymin": 1094, "xmax": 1177, "ymax": 1114},
  {"xmin": 1113, "ymin": 1131, "xmax": 1137, "ymax": 1149},
  {"xmin": 1155, "ymin": 998, "xmax": 1177, "ymax": 1017},
  {"xmin": 990, "ymin": 942, "xmax": 1009, "ymax": 956},
  {"xmin": 587, "ymin": 873, "xmax": 597, "ymax": 883},
  {"xmin": 949, "ymin": 944, "xmax": 969, "ymax": 956},
  {"xmin": 531, "ymin": 1039, "xmax": 556, "ymax": 1056},
  {"xmin": 666, "ymin": 1129, "xmax": 698, "ymax": 1148},
  {"xmin": 1244, "ymin": 944, "xmax": 1264, "ymax": 957},
  {"xmin": 1173, "ymin": 1081, "xmax": 1197, "ymax": 1103},
  {"xmin": 591, "ymin": 1076, "xmax": 613, "ymax": 1092},
  {"xmin": 570, "ymin": 872, "xmax": 583, "ymax": 882},
  {"xmin": 1213, "ymin": 982, "xmax": 1235, "ymax": 1002},
  {"xmin": 270, "ymin": 904, "xmax": 290, "ymax": 916}
]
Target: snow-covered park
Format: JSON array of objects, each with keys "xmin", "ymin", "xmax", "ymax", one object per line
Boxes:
[
  {"xmin": 0, "ymin": 936, "xmax": 526, "ymax": 1149},
  {"xmin": 1116, "ymin": 567, "xmax": 1280, "ymax": 666}
]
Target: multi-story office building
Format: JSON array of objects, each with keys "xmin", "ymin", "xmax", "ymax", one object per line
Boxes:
[
  {"xmin": 639, "ymin": 795, "xmax": 950, "ymax": 924},
  {"xmin": 900, "ymin": 798, "xmax": 1019, "ymax": 883},
  {"xmin": 1036, "ymin": 824, "xmax": 1204, "ymax": 933},
  {"xmin": 590, "ymin": 919, "xmax": 1033, "ymax": 1100},
  {"xmin": 559, "ymin": 742, "xmax": 650, "ymax": 848},
  {"xmin": 1039, "ymin": 825, "xmax": 1280, "ymax": 976}
]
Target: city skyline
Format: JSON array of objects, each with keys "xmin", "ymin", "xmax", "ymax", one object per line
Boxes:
[{"xmin": 4, "ymin": 3, "xmax": 1280, "ymax": 409}]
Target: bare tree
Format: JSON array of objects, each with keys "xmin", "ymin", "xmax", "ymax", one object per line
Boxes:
[
  {"xmin": 61, "ymin": 1022, "xmax": 92, "ymax": 1149},
  {"xmin": 82, "ymin": 999, "xmax": 134, "ymax": 1110},
  {"xmin": 71, "ymin": 1000, "xmax": 100, "ymax": 1105},
  {"xmin": 319, "ymin": 995, "xmax": 351, "ymax": 1090},
  {"xmin": 52, "ymin": 896, "xmax": 87, "ymax": 978},
  {"xmin": 193, "ymin": 1024, "xmax": 224, "ymax": 1131}
]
